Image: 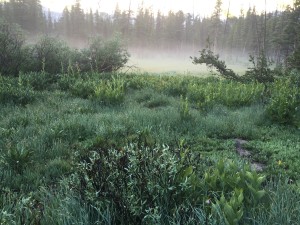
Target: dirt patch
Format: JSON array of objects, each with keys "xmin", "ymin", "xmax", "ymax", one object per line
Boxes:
[{"xmin": 235, "ymin": 139, "xmax": 265, "ymax": 172}]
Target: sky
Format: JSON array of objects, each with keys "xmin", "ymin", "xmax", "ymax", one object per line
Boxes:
[{"xmin": 41, "ymin": 0, "xmax": 294, "ymax": 16}]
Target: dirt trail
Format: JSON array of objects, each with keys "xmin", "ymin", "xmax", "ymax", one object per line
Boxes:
[{"xmin": 235, "ymin": 139, "xmax": 265, "ymax": 172}]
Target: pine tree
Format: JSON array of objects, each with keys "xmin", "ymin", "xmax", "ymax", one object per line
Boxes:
[
  {"xmin": 155, "ymin": 10, "xmax": 164, "ymax": 47},
  {"xmin": 47, "ymin": 9, "xmax": 53, "ymax": 34},
  {"xmin": 70, "ymin": 0, "xmax": 86, "ymax": 38},
  {"xmin": 211, "ymin": 0, "xmax": 223, "ymax": 52},
  {"xmin": 87, "ymin": 9, "xmax": 94, "ymax": 35}
]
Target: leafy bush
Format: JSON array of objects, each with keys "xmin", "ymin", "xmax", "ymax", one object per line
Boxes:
[
  {"xmin": 18, "ymin": 72, "xmax": 59, "ymax": 91},
  {"xmin": 71, "ymin": 143, "xmax": 200, "ymax": 224},
  {"xmin": 0, "ymin": 19, "xmax": 25, "ymax": 76},
  {"xmin": 0, "ymin": 75, "xmax": 35, "ymax": 105},
  {"xmin": 266, "ymin": 78, "xmax": 300, "ymax": 126},
  {"xmin": 81, "ymin": 37, "xmax": 130, "ymax": 73},
  {"xmin": 69, "ymin": 78, "xmax": 96, "ymax": 99},
  {"xmin": 0, "ymin": 24, "xmax": 129, "ymax": 77},
  {"xmin": 244, "ymin": 50, "xmax": 275, "ymax": 84},
  {"xmin": 27, "ymin": 36, "xmax": 71, "ymax": 74},
  {"xmin": 69, "ymin": 142, "xmax": 268, "ymax": 225}
]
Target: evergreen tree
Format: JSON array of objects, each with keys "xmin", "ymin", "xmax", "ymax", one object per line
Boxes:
[
  {"xmin": 286, "ymin": 1, "xmax": 300, "ymax": 69},
  {"xmin": 70, "ymin": 0, "xmax": 85, "ymax": 38},
  {"xmin": 113, "ymin": 3, "xmax": 122, "ymax": 33},
  {"xmin": 58, "ymin": 7, "xmax": 71, "ymax": 37},
  {"xmin": 87, "ymin": 9, "xmax": 94, "ymax": 35},
  {"xmin": 135, "ymin": 6, "xmax": 154, "ymax": 46},
  {"xmin": 185, "ymin": 13, "xmax": 193, "ymax": 46},
  {"xmin": 155, "ymin": 10, "xmax": 164, "ymax": 47},
  {"xmin": 211, "ymin": 0, "xmax": 223, "ymax": 52},
  {"xmin": 47, "ymin": 9, "xmax": 53, "ymax": 34}
]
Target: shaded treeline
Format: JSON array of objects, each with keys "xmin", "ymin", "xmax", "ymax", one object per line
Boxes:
[{"xmin": 0, "ymin": 0, "xmax": 300, "ymax": 65}]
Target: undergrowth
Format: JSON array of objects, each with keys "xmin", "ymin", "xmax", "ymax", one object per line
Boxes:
[{"xmin": 0, "ymin": 71, "xmax": 299, "ymax": 224}]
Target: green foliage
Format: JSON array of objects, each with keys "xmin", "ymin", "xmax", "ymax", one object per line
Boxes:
[
  {"xmin": 191, "ymin": 48, "xmax": 241, "ymax": 81},
  {"xmin": 187, "ymin": 80, "xmax": 264, "ymax": 110},
  {"xmin": 253, "ymin": 179, "xmax": 300, "ymax": 224},
  {"xmin": 266, "ymin": 78, "xmax": 300, "ymax": 126},
  {"xmin": 94, "ymin": 76, "xmax": 125, "ymax": 105},
  {"xmin": 244, "ymin": 50, "xmax": 275, "ymax": 84},
  {"xmin": 0, "ymin": 75, "xmax": 35, "ymax": 105},
  {"xmin": 18, "ymin": 72, "xmax": 59, "ymax": 91},
  {"xmin": 0, "ymin": 72, "xmax": 299, "ymax": 224},
  {"xmin": 0, "ymin": 24, "xmax": 129, "ymax": 75},
  {"xmin": 192, "ymin": 49, "xmax": 279, "ymax": 86},
  {"xmin": 72, "ymin": 143, "xmax": 197, "ymax": 223},
  {"xmin": 179, "ymin": 95, "xmax": 192, "ymax": 120},
  {"xmin": 212, "ymin": 190, "xmax": 244, "ymax": 225},
  {"xmin": 82, "ymin": 37, "xmax": 130, "ymax": 73},
  {"xmin": 204, "ymin": 160, "xmax": 266, "ymax": 206},
  {"xmin": 143, "ymin": 96, "xmax": 170, "ymax": 108},
  {"xmin": 0, "ymin": 19, "xmax": 24, "ymax": 76},
  {"xmin": 287, "ymin": 47, "xmax": 300, "ymax": 71},
  {"xmin": 0, "ymin": 192, "xmax": 44, "ymax": 225},
  {"xmin": 205, "ymin": 160, "xmax": 266, "ymax": 224},
  {"xmin": 27, "ymin": 36, "xmax": 71, "ymax": 74},
  {"xmin": 245, "ymin": 133, "xmax": 300, "ymax": 180},
  {"xmin": 69, "ymin": 77, "xmax": 96, "ymax": 99},
  {"xmin": 1, "ymin": 145, "xmax": 33, "ymax": 175}
]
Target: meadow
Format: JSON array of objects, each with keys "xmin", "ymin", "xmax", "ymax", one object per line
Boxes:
[{"xmin": 0, "ymin": 71, "xmax": 300, "ymax": 224}]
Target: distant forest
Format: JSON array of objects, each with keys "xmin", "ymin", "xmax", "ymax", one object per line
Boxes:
[{"xmin": 1, "ymin": 0, "xmax": 300, "ymax": 64}]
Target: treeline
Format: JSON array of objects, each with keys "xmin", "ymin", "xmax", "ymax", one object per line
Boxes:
[{"xmin": 0, "ymin": 0, "xmax": 300, "ymax": 65}]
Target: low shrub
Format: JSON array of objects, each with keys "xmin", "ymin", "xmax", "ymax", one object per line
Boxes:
[
  {"xmin": 266, "ymin": 78, "xmax": 300, "ymax": 126},
  {"xmin": 0, "ymin": 76, "xmax": 35, "ymax": 105},
  {"xmin": 24, "ymin": 36, "xmax": 72, "ymax": 74},
  {"xmin": 69, "ymin": 78, "xmax": 96, "ymax": 99},
  {"xmin": 71, "ymin": 143, "xmax": 201, "ymax": 224},
  {"xmin": 18, "ymin": 72, "xmax": 59, "ymax": 91},
  {"xmin": 81, "ymin": 37, "xmax": 130, "ymax": 73}
]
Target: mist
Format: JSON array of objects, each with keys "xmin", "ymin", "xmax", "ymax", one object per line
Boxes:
[
  {"xmin": 1, "ymin": 0, "xmax": 295, "ymax": 75},
  {"xmin": 128, "ymin": 47, "xmax": 250, "ymax": 75}
]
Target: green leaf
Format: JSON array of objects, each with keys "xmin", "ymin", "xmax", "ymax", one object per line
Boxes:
[
  {"xmin": 182, "ymin": 166, "xmax": 193, "ymax": 177},
  {"xmin": 245, "ymin": 171, "xmax": 254, "ymax": 181},
  {"xmin": 257, "ymin": 175, "xmax": 266, "ymax": 185},
  {"xmin": 238, "ymin": 190, "xmax": 244, "ymax": 204},
  {"xmin": 224, "ymin": 203, "xmax": 235, "ymax": 220},
  {"xmin": 256, "ymin": 190, "xmax": 266, "ymax": 199}
]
